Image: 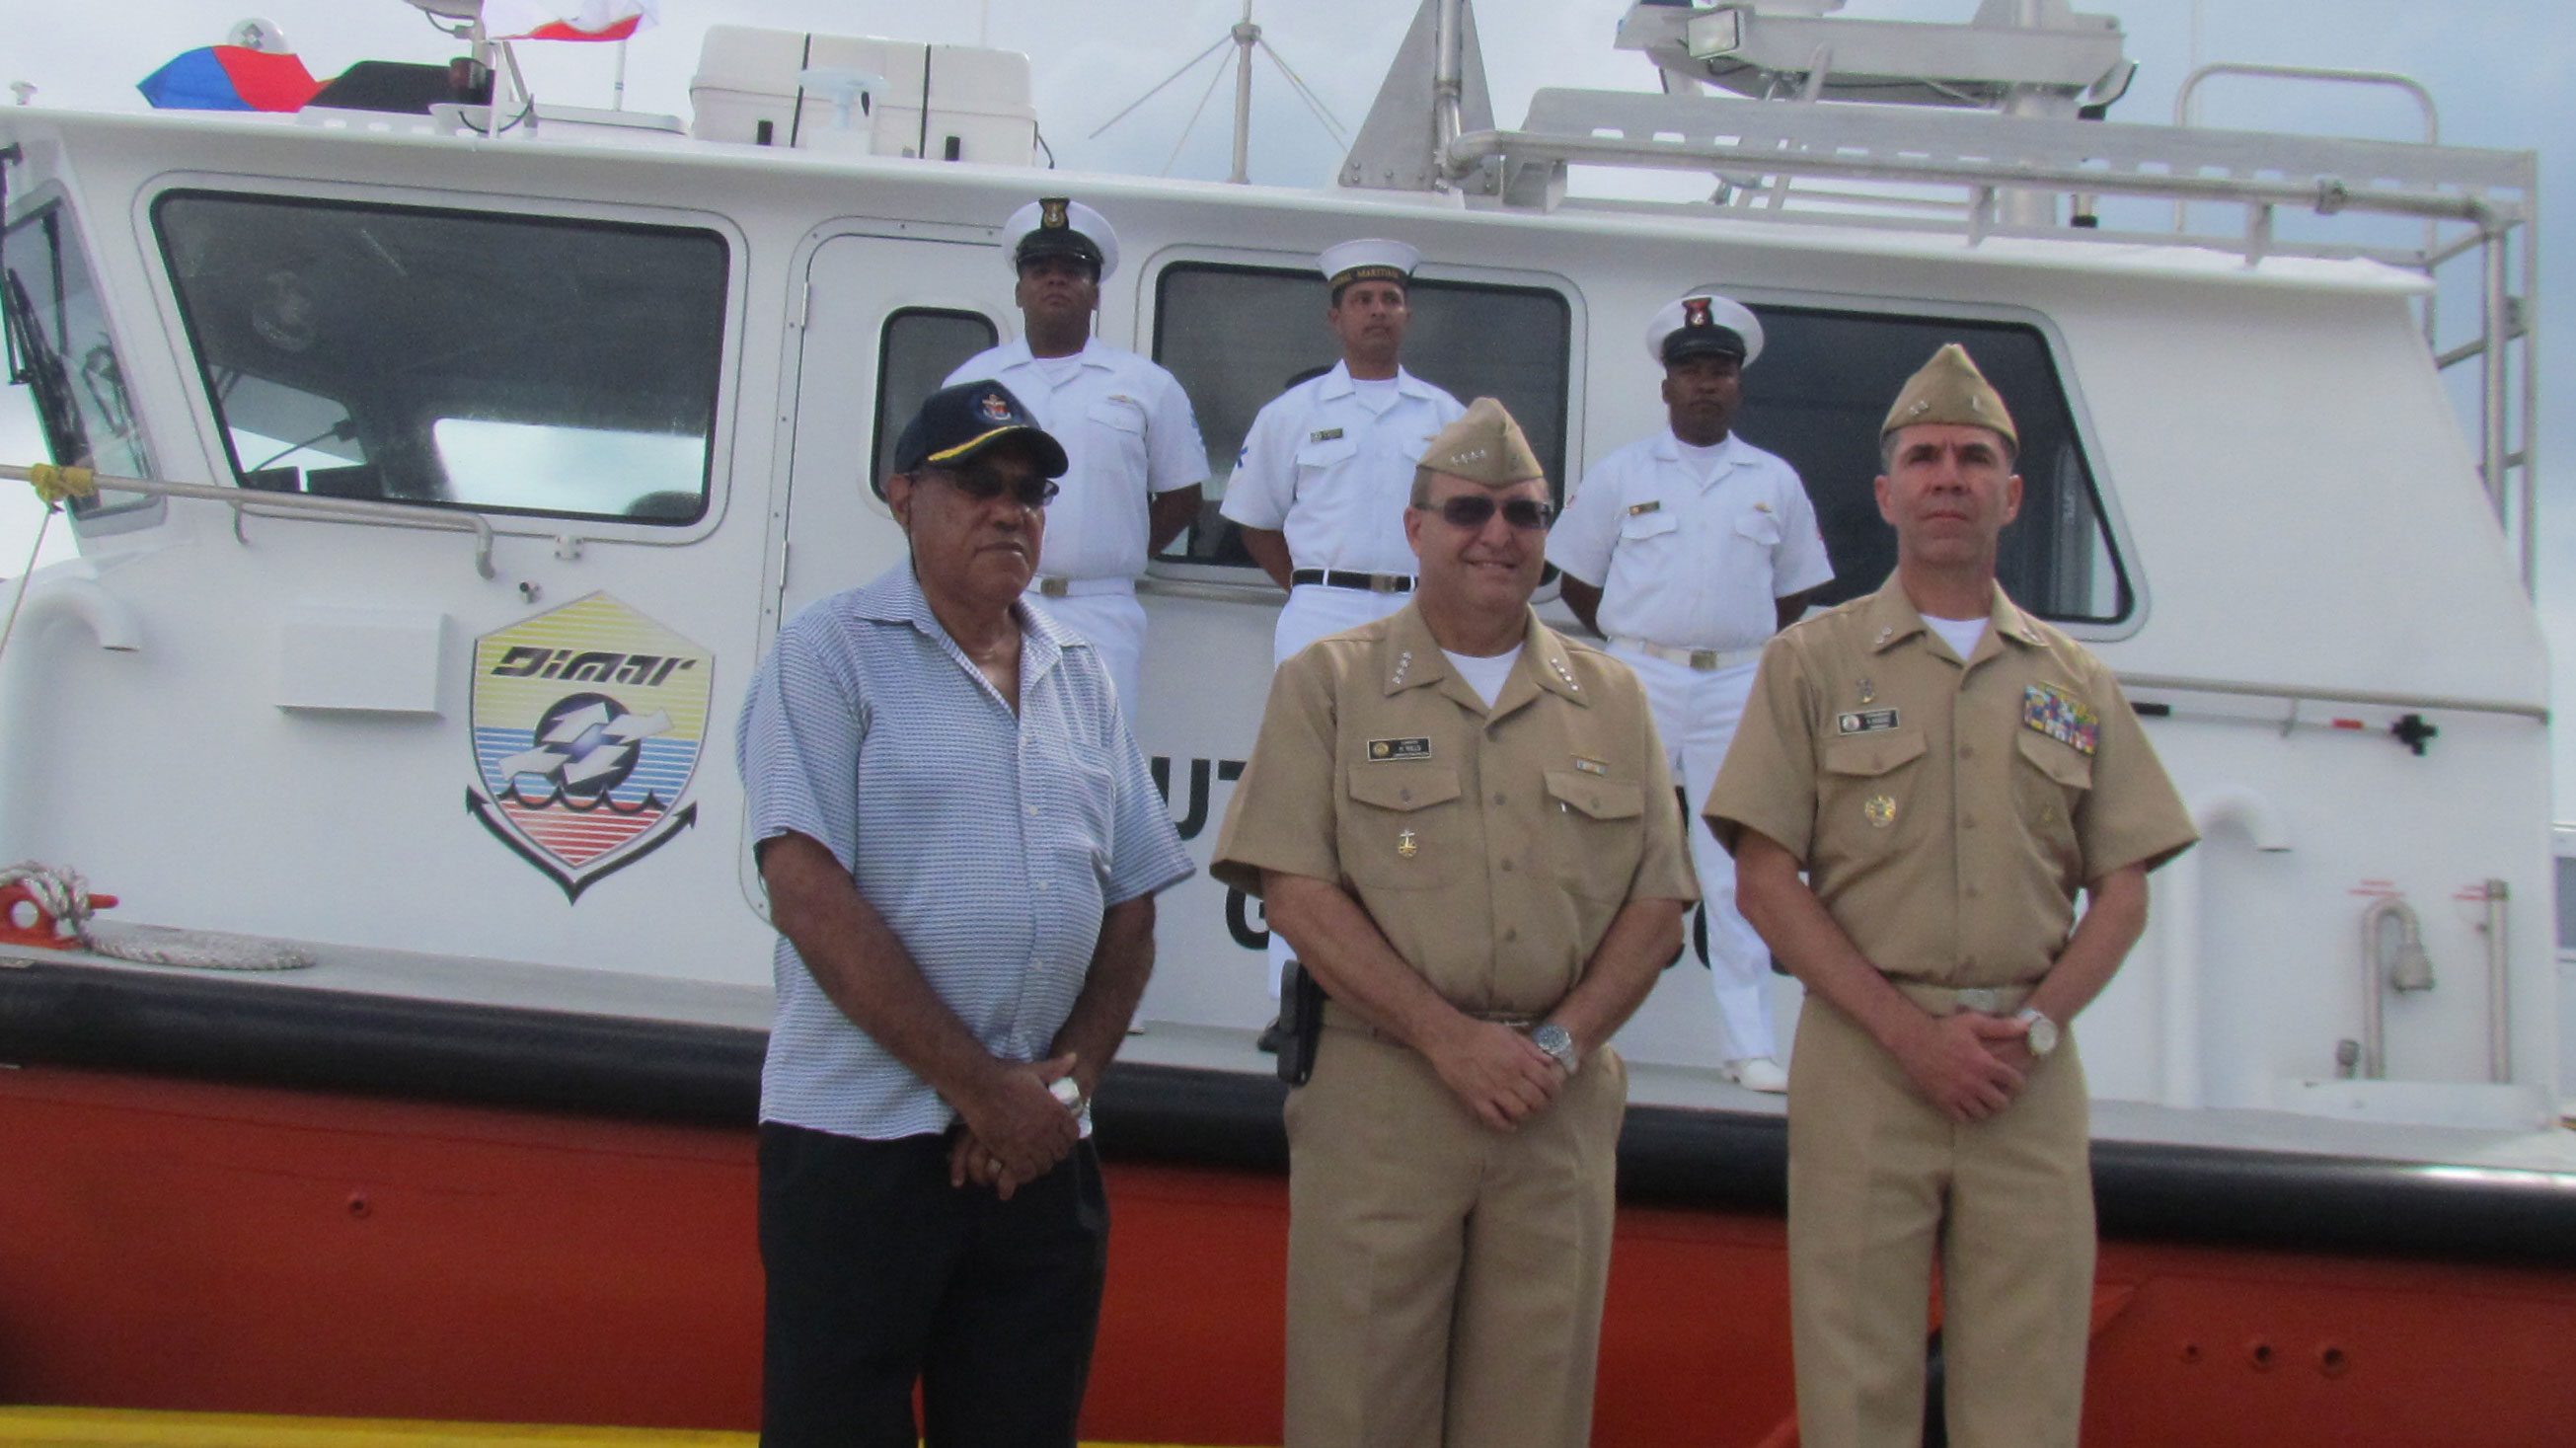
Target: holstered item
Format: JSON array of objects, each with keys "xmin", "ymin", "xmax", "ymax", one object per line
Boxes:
[{"xmin": 1277, "ymin": 958, "xmax": 1326, "ymax": 1087}]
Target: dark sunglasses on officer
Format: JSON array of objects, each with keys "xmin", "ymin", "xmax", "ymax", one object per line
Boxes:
[
  {"xmin": 1417, "ymin": 493, "xmax": 1554, "ymax": 531},
  {"xmin": 931, "ymin": 461, "xmax": 1061, "ymax": 510}
]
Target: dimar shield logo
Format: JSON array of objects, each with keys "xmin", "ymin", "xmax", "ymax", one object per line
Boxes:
[{"xmin": 467, "ymin": 592, "xmax": 713, "ymax": 901}]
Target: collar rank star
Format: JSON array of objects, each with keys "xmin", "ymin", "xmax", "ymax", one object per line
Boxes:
[
  {"xmin": 2022, "ymin": 684, "xmax": 2100, "ymax": 755},
  {"xmin": 1368, "ymin": 737, "xmax": 1433, "ymax": 761}
]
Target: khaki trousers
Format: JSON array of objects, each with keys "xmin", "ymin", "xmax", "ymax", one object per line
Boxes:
[
  {"xmin": 1786, "ymin": 996, "xmax": 2095, "ymax": 1448},
  {"xmin": 1284, "ymin": 1022, "xmax": 1626, "ymax": 1448}
]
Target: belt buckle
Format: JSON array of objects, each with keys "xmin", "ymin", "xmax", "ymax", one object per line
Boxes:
[
  {"xmin": 1953, "ymin": 987, "xmax": 2010, "ymax": 1014},
  {"xmin": 1370, "ymin": 573, "xmax": 1401, "ymax": 594},
  {"xmin": 1689, "ymin": 648, "xmax": 1719, "ymax": 670},
  {"xmin": 1038, "ymin": 576, "xmax": 1071, "ymax": 598}
]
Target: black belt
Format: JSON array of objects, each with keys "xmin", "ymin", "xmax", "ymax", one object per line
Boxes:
[{"xmin": 1291, "ymin": 569, "xmax": 1413, "ymax": 593}]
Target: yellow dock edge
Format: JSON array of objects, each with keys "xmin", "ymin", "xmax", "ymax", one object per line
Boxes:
[{"xmin": 0, "ymin": 1408, "xmax": 1211, "ymax": 1448}]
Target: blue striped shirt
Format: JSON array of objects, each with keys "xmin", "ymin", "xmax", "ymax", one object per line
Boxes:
[{"xmin": 736, "ymin": 563, "xmax": 1194, "ymax": 1140}]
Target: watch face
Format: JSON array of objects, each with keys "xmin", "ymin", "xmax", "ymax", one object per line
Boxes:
[
  {"xmin": 2025, "ymin": 1014, "xmax": 2060, "ymax": 1056},
  {"xmin": 1533, "ymin": 1023, "xmax": 1575, "ymax": 1067}
]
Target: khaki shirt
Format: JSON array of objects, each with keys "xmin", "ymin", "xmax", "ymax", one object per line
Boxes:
[
  {"xmin": 1213, "ymin": 603, "xmax": 1698, "ymax": 1015},
  {"xmin": 1705, "ymin": 578, "xmax": 2196, "ymax": 988}
]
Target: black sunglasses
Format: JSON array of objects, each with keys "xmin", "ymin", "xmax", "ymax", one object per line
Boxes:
[
  {"xmin": 935, "ymin": 464, "xmax": 1060, "ymax": 509},
  {"xmin": 1420, "ymin": 494, "xmax": 1554, "ymax": 531}
]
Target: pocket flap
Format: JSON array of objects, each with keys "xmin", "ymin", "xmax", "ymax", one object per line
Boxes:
[
  {"xmin": 1347, "ymin": 765, "xmax": 1462, "ymax": 811},
  {"xmin": 1733, "ymin": 510, "xmax": 1783, "ymax": 546},
  {"xmin": 1296, "ymin": 435, "xmax": 1359, "ymax": 469},
  {"xmin": 1544, "ymin": 769, "xmax": 1643, "ymax": 820},
  {"xmin": 1086, "ymin": 397, "xmax": 1147, "ymax": 432},
  {"xmin": 1619, "ymin": 509, "xmax": 1680, "ymax": 541},
  {"xmin": 1822, "ymin": 730, "xmax": 1928, "ymax": 777},
  {"xmin": 2016, "ymin": 730, "xmax": 2095, "ymax": 789}
]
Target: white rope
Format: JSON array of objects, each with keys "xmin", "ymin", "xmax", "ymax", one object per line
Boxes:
[
  {"xmin": 1, "ymin": 861, "xmax": 314, "ymax": 971},
  {"xmin": 0, "ymin": 498, "xmax": 55, "ymax": 667}
]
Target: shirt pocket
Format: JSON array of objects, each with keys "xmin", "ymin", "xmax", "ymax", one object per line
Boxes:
[
  {"xmin": 1086, "ymin": 396, "xmax": 1151, "ymax": 475},
  {"xmin": 1619, "ymin": 507, "xmax": 1681, "ymax": 544},
  {"xmin": 1543, "ymin": 768, "xmax": 1646, "ymax": 900},
  {"xmin": 1295, "ymin": 433, "xmax": 1360, "ymax": 477},
  {"xmin": 1819, "ymin": 729, "xmax": 1929, "ymax": 849},
  {"xmin": 1733, "ymin": 507, "xmax": 1783, "ymax": 548},
  {"xmin": 2012, "ymin": 729, "xmax": 2092, "ymax": 865},
  {"xmin": 1340, "ymin": 764, "xmax": 1462, "ymax": 890}
]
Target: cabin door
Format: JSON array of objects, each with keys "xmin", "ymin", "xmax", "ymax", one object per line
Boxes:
[{"xmin": 778, "ymin": 230, "xmax": 1010, "ymax": 621}]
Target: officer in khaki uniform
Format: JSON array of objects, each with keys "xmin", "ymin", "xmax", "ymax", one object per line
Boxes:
[
  {"xmin": 1213, "ymin": 398, "xmax": 1697, "ymax": 1448},
  {"xmin": 1705, "ymin": 344, "xmax": 2197, "ymax": 1448}
]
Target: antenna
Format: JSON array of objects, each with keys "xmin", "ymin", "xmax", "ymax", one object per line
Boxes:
[{"xmin": 1089, "ymin": 1, "xmax": 1346, "ymax": 184}]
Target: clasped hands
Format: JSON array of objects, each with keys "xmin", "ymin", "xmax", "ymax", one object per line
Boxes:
[
  {"xmin": 947, "ymin": 1052, "xmax": 1083, "ymax": 1200},
  {"xmin": 1425, "ymin": 1017, "xmax": 1568, "ymax": 1133},
  {"xmin": 1897, "ymin": 1010, "xmax": 2037, "ymax": 1122}
]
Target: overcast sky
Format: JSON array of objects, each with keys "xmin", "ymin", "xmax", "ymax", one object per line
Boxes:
[{"xmin": 3, "ymin": 0, "xmax": 2571, "ymax": 801}]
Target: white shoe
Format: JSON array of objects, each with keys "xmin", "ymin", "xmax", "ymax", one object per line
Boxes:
[{"xmin": 1723, "ymin": 1056, "xmax": 1789, "ymax": 1094}]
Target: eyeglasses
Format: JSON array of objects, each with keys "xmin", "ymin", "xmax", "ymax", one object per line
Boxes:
[
  {"xmin": 935, "ymin": 464, "xmax": 1060, "ymax": 509},
  {"xmin": 1420, "ymin": 494, "xmax": 1554, "ymax": 531}
]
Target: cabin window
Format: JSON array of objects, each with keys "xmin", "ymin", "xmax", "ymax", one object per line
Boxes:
[
  {"xmin": 1, "ymin": 201, "xmax": 152, "ymax": 516},
  {"xmin": 872, "ymin": 307, "xmax": 999, "ymax": 497},
  {"xmin": 1150, "ymin": 262, "xmax": 1572, "ymax": 569},
  {"xmin": 1737, "ymin": 305, "xmax": 2128, "ymax": 624},
  {"xmin": 152, "ymin": 191, "xmax": 727, "ymax": 526}
]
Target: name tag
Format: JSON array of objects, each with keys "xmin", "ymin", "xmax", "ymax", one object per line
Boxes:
[
  {"xmin": 1368, "ymin": 737, "xmax": 1433, "ymax": 761},
  {"xmin": 1626, "ymin": 499, "xmax": 1662, "ymax": 516},
  {"xmin": 2023, "ymin": 685, "xmax": 2099, "ymax": 755},
  {"xmin": 1310, "ymin": 427, "xmax": 1345, "ymax": 443},
  {"xmin": 1837, "ymin": 709, "xmax": 1900, "ymax": 734}
]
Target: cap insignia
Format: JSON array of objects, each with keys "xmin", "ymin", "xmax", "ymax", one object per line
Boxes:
[
  {"xmin": 1683, "ymin": 297, "xmax": 1712, "ymax": 328},
  {"xmin": 1039, "ymin": 196, "xmax": 1069, "ymax": 230},
  {"xmin": 979, "ymin": 392, "xmax": 1013, "ymax": 421}
]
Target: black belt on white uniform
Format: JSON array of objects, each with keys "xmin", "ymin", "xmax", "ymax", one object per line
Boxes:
[{"xmin": 1291, "ymin": 569, "xmax": 1413, "ymax": 593}]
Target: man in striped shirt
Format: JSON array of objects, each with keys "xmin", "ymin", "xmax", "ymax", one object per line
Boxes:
[{"xmin": 737, "ymin": 379, "xmax": 1193, "ymax": 1448}]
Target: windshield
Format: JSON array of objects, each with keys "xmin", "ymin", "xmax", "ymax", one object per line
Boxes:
[{"xmin": 2, "ymin": 200, "xmax": 152, "ymax": 514}]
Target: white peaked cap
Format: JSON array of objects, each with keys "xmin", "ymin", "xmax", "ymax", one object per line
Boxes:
[
  {"xmin": 1001, "ymin": 196, "xmax": 1119, "ymax": 282},
  {"xmin": 1644, "ymin": 292, "xmax": 1765, "ymax": 366},
  {"xmin": 1320, "ymin": 237, "xmax": 1422, "ymax": 288}
]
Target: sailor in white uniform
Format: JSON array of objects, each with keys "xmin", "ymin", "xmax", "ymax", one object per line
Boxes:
[
  {"xmin": 946, "ymin": 196, "xmax": 1209, "ymax": 722},
  {"xmin": 1548, "ymin": 294, "xmax": 1832, "ymax": 1093},
  {"xmin": 1219, "ymin": 238, "xmax": 1465, "ymax": 995}
]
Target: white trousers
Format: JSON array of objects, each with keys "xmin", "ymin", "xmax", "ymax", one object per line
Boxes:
[
  {"xmin": 1023, "ymin": 587, "xmax": 1147, "ymax": 729},
  {"xmin": 1266, "ymin": 583, "xmax": 1416, "ymax": 994},
  {"xmin": 1612, "ymin": 646, "xmax": 1784, "ymax": 1062}
]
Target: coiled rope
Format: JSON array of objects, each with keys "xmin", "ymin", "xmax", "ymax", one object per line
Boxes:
[{"xmin": 1, "ymin": 862, "xmax": 314, "ymax": 971}]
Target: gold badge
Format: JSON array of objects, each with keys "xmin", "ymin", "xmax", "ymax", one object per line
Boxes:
[
  {"xmin": 1039, "ymin": 195, "xmax": 1070, "ymax": 230},
  {"xmin": 1856, "ymin": 676, "xmax": 1876, "ymax": 704},
  {"xmin": 1864, "ymin": 795, "xmax": 1897, "ymax": 828},
  {"xmin": 1398, "ymin": 829, "xmax": 1419, "ymax": 858}
]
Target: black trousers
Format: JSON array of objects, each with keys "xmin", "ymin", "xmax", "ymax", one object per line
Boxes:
[{"xmin": 758, "ymin": 1122, "xmax": 1109, "ymax": 1448}]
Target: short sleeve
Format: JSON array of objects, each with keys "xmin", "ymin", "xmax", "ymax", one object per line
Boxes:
[
  {"xmin": 735, "ymin": 617, "xmax": 869, "ymax": 874},
  {"xmin": 1217, "ymin": 394, "xmax": 1298, "ymax": 530},
  {"xmin": 2069, "ymin": 661, "xmax": 2199, "ymax": 878},
  {"xmin": 1625, "ymin": 690, "xmax": 1702, "ymax": 903},
  {"xmin": 1771, "ymin": 464, "xmax": 1835, "ymax": 598},
  {"xmin": 1546, "ymin": 453, "xmax": 1624, "ymax": 587},
  {"xmin": 1208, "ymin": 649, "xmax": 1344, "ymax": 894},
  {"xmin": 1144, "ymin": 366, "xmax": 1211, "ymax": 495},
  {"xmin": 1703, "ymin": 636, "xmax": 1819, "ymax": 859},
  {"xmin": 1100, "ymin": 705, "xmax": 1197, "ymax": 904}
]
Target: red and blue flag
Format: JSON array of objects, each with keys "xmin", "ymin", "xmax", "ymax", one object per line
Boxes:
[{"xmin": 136, "ymin": 46, "xmax": 323, "ymax": 113}]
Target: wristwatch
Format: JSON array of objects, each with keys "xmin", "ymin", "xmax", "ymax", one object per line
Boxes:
[
  {"xmin": 2013, "ymin": 1007, "xmax": 2061, "ymax": 1058},
  {"xmin": 1532, "ymin": 1022, "xmax": 1580, "ymax": 1075}
]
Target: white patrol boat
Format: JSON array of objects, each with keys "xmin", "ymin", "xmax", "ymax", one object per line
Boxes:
[{"xmin": 0, "ymin": 2, "xmax": 2566, "ymax": 1443}]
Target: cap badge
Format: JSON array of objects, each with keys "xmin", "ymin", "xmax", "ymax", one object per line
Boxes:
[
  {"xmin": 978, "ymin": 392, "xmax": 1013, "ymax": 422},
  {"xmin": 1864, "ymin": 795, "xmax": 1898, "ymax": 829},
  {"xmin": 1683, "ymin": 297, "xmax": 1712, "ymax": 328},
  {"xmin": 1039, "ymin": 196, "xmax": 1069, "ymax": 230},
  {"xmin": 1397, "ymin": 829, "xmax": 1419, "ymax": 859}
]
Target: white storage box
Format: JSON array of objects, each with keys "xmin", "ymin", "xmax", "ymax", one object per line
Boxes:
[{"xmin": 690, "ymin": 26, "xmax": 1037, "ymax": 165}]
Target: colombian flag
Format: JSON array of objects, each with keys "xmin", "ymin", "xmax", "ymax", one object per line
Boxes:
[
  {"xmin": 485, "ymin": 0, "xmax": 661, "ymax": 42},
  {"xmin": 136, "ymin": 46, "xmax": 322, "ymax": 113}
]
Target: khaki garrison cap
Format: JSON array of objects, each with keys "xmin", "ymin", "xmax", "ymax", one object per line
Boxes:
[
  {"xmin": 1418, "ymin": 397, "xmax": 1546, "ymax": 486},
  {"xmin": 1881, "ymin": 343, "xmax": 2018, "ymax": 449}
]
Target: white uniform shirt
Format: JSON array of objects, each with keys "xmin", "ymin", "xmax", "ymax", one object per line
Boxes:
[
  {"xmin": 1549, "ymin": 428, "xmax": 1833, "ymax": 651},
  {"xmin": 946, "ymin": 337, "xmax": 1209, "ymax": 580},
  {"xmin": 1217, "ymin": 362, "xmax": 1465, "ymax": 576}
]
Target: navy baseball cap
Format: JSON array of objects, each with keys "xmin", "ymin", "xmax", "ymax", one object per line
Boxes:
[{"xmin": 892, "ymin": 379, "xmax": 1070, "ymax": 479}]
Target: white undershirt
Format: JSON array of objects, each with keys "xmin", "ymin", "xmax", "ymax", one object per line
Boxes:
[
  {"xmin": 1351, "ymin": 375, "xmax": 1402, "ymax": 417},
  {"xmin": 1442, "ymin": 646, "xmax": 1523, "ymax": 708},
  {"xmin": 1923, "ymin": 614, "xmax": 1989, "ymax": 661},
  {"xmin": 1674, "ymin": 436, "xmax": 1731, "ymax": 488},
  {"xmin": 1031, "ymin": 353, "xmax": 1084, "ymax": 389}
]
